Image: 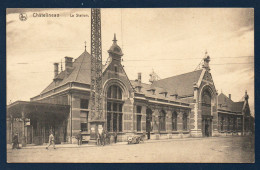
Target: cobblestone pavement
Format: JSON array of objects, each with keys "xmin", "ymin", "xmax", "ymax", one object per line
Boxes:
[{"xmin": 7, "ymin": 136, "xmax": 254, "ymax": 163}]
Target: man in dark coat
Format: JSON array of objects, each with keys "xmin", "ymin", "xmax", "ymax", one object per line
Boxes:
[
  {"xmin": 76, "ymin": 130, "xmax": 82, "ymax": 145},
  {"xmin": 12, "ymin": 133, "xmax": 19, "ymax": 149},
  {"xmin": 114, "ymin": 131, "xmax": 118, "ymax": 143}
]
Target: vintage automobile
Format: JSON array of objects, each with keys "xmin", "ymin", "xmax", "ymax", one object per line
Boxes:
[{"xmin": 127, "ymin": 134, "xmax": 145, "ymax": 144}]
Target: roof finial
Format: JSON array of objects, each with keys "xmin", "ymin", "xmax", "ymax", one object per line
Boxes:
[
  {"xmin": 84, "ymin": 41, "xmax": 87, "ymax": 51},
  {"xmin": 113, "ymin": 33, "xmax": 117, "ymax": 44}
]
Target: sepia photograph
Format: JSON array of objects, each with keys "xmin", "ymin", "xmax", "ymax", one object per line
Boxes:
[{"xmin": 6, "ymin": 8, "xmax": 254, "ymax": 163}]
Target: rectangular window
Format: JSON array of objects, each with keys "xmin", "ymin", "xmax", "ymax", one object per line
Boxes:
[
  {"xmin": 80, "ymin": 99, "xmax": 89, "ymax": 109},
  {"xmin": 113, "ymin": 103, "xmax": 118, "ymax": 111},
  {"xmin": 137, "ymin": 115, "xmax": 142, "ymax": 131},
  {"xmin": 80, "ymin": 111, "xmax": 88, "ymax": 131},
  {"xmin": 119, "ymin": 104, "xmax": 123, "ymax": 112},
  {"xmin": 119, "ymin": 113, "xmax": 123, "ymax": 132},
  {"xmin": 113, "ymin": 113, "xmax": 118, "ymax": 132},
  {"xmin": 107, "ymin": 102, "xmax": 111, "ymax": 111},
  {"xmin": 137, "ymin": 106, "xmax": 142, "ymax": 113},
  {"xmin": 107, "ymin": 113, "xmax": 112, "ymax": 132}
]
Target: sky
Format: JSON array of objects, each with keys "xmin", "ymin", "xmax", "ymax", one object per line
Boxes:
[{"xmin": 6, "ymin": 8, "xmax": 254, "ymax": 115}]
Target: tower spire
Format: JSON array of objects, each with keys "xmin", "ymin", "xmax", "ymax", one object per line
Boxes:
[
  {"xmin": 113, "ymin": 33, "xmax": 117, "ymax": 44},
  {"xmin": 84, "ymin": 41, "xmax": 87, "ymax": 51}
]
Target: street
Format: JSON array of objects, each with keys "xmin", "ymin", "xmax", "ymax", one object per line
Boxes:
[{"xmin": 7, "ymin": 136, "xmax": 254, "ymax": 163}]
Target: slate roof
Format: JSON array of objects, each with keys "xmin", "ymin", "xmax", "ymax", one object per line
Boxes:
[
  {"xmin": 41, "ymin": 50, "xmax": 92, "ymax": 94},
  {"xmin": 218, "ymin": 93, "xmax": 244, "ymax": 113},
  {"xmin": 130, "ymin": 80, "xmax": 182, "ymax": 102},
  {"xmin": 232, "ymin": 102, "xmax": 245, "ymax": 113},
  {"xmin": 151, "ymin": 69, "xmax": 203, "ymax": 97}
]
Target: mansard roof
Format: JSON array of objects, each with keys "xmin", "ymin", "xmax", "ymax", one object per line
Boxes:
[{"xmin": 151, "ymin": 69, "xmax": 203, "ymax": 97}]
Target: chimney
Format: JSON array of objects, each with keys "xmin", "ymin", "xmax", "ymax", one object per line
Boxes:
[
  {"xmin": 229, "ymin": 94, "xmax": 231, "ymax": 100},
  {"xmin": 138, "ymin": 72, "xmax": 142, "ymax": 84},
  {"xmin": 65, "ymin": 56, "xmax": 73, "ymax": 70},
  {"xmin": 54, "ymin": 63, "xmax": 59, "ymax": 78},
  {"xmin": 136, "ymin": 72, "xmax": 142, "ymax": 92}
]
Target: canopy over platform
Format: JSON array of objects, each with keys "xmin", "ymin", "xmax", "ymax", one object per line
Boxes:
[
  {"xmin": 7, "ymin": 101, "xmax": 70, "ymax": 119},
  {"xmin": 7, "ymin": 101, "xmax": 70, "ymax": 146}
]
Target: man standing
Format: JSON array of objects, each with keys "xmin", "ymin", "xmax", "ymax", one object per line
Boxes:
[
  {"xmin": 76, "ymin": 130, "xmax": 82, "ymax": 145},
  {"xmin": 114, "ymin": 131, "xmax": 117, "ymax": 143},
  {"xmin": 12, "ymin": 133, "xmax": 19, "ymax": 149},
  {"xmin": 46, "ymin": 131, "xmax": 56, "ymax": 149}
]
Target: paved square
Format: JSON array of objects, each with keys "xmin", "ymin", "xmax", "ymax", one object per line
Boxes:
[{"xmin": 7, "ymin": 136, "xmax": 254, "ymax": 163}]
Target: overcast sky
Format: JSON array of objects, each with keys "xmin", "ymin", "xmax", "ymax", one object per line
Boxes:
[{"xmin": 6, "ymin": 8, "xmax": 254, "ymax": 115}]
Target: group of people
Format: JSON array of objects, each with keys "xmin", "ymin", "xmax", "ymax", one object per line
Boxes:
[
  {"xmin": 12, "ymin": 130, "xmax": 119, "ymax": 149},
  {"xmin": 97, "ymin": 129, "xmax": 117, "ymax": 146}
]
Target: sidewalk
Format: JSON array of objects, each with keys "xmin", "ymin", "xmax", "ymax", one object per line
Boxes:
[{"xmin": 7, "ymin": 136, "xmax": 208, "ymax": 150}]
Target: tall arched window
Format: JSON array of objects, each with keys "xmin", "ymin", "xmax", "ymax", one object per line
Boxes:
[
  {"xmin": 159, "ymin": 110, "xmax": 166, "ymax": 131},
  {"xmin": 183, "ymin": 112, "xmax": 188, "ymax": 131},
  {"xmin": 107, "ymin": 85, "xmax": 123, "ymax": 132},
  {"xmin": 202, "ymin": 90, "xmax": 212, "ymax": 116},
  {"xmin": 172, "ymin": 111, "xmax": 177, "ymax": 131}
]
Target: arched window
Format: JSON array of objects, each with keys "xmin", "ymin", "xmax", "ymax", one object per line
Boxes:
[
  {"xmin": 107, "ymin": 85, "xmax": 123, "ymax": 132},
  {"xmin": 202, "ymin": 90, "xmax": 211, "ymax": 106},
  {"xmin": 183, "ymin": 112, "xmax": 188, "ymax": 131},
  {"xmin": 172, "ymin": 111, "xmax": 177, "ymax": 131},
  {"xmin": 159, "ymin": 110, "xmax": 166, "ymax": 131}
]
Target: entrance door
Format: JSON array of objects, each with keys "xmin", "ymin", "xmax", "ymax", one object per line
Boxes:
[
  {"xmin": 202, "ymin": 117, "xmax": 212, "ymax": 137},
  {"xmin": 146, "ymin": 109, "xmax": 152, "ymax": 139}
]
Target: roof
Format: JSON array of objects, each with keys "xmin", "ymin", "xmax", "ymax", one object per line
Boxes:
[
  {"xmin": 151, "ymin": 69, "xmax": 203, "ymax": 97},
  {"xmin": 218, "ymin": 93, "xmax": 245, "ymax": 113},
  {"xmin": 130, "ymin": 80, "xmax": 183, "ymax": 102},
  {"xmin": 232, "ymin": 102, "xmax": 244, "ymax": 112},
  {"xmin": 7, "ymin": 101, "xmax": 70, "ymax": 118},
  {"xmin": 41, "ymin": 50, "xmax": 92, "ymax": 94},
  {"xmin": 218, "ymin": 93, "xmax": 234, "ymax": 111}
]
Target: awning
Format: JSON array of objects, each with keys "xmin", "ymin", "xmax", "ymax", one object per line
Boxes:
[{"xmin": 7, "ymin": 101, "xmax": 70, "ymax": 120}]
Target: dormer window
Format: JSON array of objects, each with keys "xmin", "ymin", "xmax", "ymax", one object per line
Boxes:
[
  {"xmin": 151, "ymin": 89, "xmax": 155, "ymax": 95},
  {"xmin": 160, "ymin": 91, "xmax": 168, "ymax": 97},
  {"xmin": 136, "ymin": 85, "xmax": 142, "ymax": 93}
]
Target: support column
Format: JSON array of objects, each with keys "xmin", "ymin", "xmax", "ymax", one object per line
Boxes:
[
  {"xmin": 21, "ymin": 111, "xmax": 26, "ymax": 147},
  {"xmin": 177, "ymin": 111, "xmax": 183, "ymax": 138}
]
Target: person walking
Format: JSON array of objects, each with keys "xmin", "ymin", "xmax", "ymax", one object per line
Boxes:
[
  {"xmin": 97, "ymin": 128, "xmax": 103, "ymax": 146},
  {"xmin": 101, "ymin": 129, "xmax": 105, "ymax": 146},
  {"xmin": 76, "ymin": 130, "xmax": 82, "ymax": 145},
  {"xmin": 12, "ymin": 133, "xmax": 19, "ymax": 149},
  {"xmin": 46, "ymin": 131, "xmax": 56, "ymax": 149}
]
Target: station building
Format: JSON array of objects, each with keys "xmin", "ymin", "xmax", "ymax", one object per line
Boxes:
[{"xmin": 7, "ymin": 35, "xmax": 254, "ymax": 145}]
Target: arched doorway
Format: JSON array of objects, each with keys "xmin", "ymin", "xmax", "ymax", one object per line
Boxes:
[
  {"xmin": 201, "ymin": 89, "xmax": 213, "ymax": 137},
  {"xmin": 146, "ymin": 108, "xmax": 153, "ymax": 139},
  {"xmin": 106, "ymin": 85, "xmax": 123, "ymax": 132}
]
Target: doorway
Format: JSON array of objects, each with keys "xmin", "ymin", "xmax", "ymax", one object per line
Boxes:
[{"xmin": 202, "ymin": 116, "xmax": 212, "ymax": 137}]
